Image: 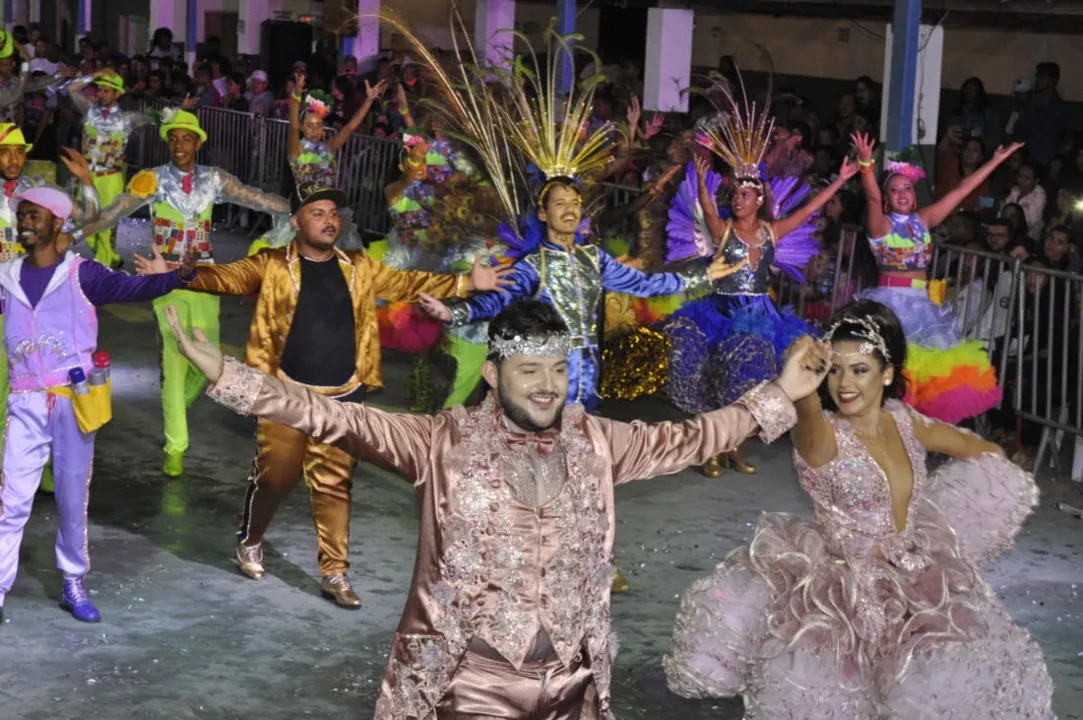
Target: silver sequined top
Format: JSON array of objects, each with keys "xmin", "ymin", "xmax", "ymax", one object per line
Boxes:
[
  {"xmin": 712, "ymin": 221, "xmax": 775, "ymax": 296},
  {"xmin": 70, "ymin": 81, "xmax": 152, "ymax": 172}
]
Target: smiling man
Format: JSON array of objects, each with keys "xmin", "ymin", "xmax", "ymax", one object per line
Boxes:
[
  {"xmin": 71, "ymin": 108, "xmax": 291, "ymax": 477},
  {"xmin": 167, "ymin": 297, "xmax": 828, "ymax": 719},
  {"xmin": 148, "ymin": 181, "xmax": 513, "ymax": 607},
  {"xmin": 0, "ymin": 186, "xmax": 195, "ymax": 625}
]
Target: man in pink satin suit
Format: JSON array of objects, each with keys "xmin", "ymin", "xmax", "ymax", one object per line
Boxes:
[{"xmin": 165, "ymin": 298, "xmax": 829, "ymax": 719}]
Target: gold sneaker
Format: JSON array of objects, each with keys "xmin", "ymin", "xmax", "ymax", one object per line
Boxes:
[
  {"xmin": 611, "ymin": 566, "xmax": 631, "ymax": 593},
  {"xmin": 235, "ymin": 542, "xmax": 265, "ymax": 580},
  {"xmin": 321, "ymin": 573, "xmax": 362, "ymax": 609}
]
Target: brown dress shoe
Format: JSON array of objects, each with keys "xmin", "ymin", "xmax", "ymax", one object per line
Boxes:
[
  {"xmin": 321, "ymin": 573, "xmax": 362, "ymax": 609},
  {"xmin": 235, "ymin": 542, "xmax": 265, "ymax": 580}
]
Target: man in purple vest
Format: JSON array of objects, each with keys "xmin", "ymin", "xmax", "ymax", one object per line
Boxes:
[{"xmin": 0, "ymin": 186, "xmax": 196, "ymax": 624}]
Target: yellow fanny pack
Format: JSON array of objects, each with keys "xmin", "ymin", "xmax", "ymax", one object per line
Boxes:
[{"xmin": 48, "ymin": 379, "xmax": 113, "ymax": 434}]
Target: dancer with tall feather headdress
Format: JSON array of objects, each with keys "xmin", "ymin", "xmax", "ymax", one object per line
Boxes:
[
  {"xmin": 661, "ymin": 76, "xmax": 858, "ymax": 477},
  {"xmin": 381, "ymin": 11, "xmax": 747, "ymax": 595}
]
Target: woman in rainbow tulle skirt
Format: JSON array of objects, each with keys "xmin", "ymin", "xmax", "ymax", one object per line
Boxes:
[
  {"xmin": 664, "ymin": 301, "xmax": 1054, "ymax": 719},
  {"xmin": 849, "ymin": 133, "xmax": 1025, "ymax": 423}
]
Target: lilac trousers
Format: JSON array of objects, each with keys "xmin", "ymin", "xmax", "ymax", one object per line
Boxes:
[{"xmin": 0, "ymin": 392, "xmax": 96, "ymax": 597}]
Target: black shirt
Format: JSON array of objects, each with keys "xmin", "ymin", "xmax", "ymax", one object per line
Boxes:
[{"xmin": 279, "ymin": 255, "xmax": 360, "ymax": 398}]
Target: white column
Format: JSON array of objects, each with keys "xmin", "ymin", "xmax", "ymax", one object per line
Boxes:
[
  {"xmin": 28, "ymin": 0, "xmax": 39, "ymax": 24},
  {"xmin": 349, "ymin": 0, "xmax": 380, "ymax": 73},
  {"xmin": 474, "ymin": 0, "xmax": 514, "ymax": 70},
  {"xmin": 149, "ymin": 0, "xmax": 186, "ymax": 47},
  {"xmin": 12, "ymin": 0, "xmax": 28, "ymax": 27},
  {"xmin": 643, "ymin": 8, "xmax": 694, "ymax": 113},
  {"xmin": 881, "ymin": 22, "xmax": 943, "ymax": 148},
  {"xmin": 237, "ymin": 0, "xmax": 271, "ymax": 56}
]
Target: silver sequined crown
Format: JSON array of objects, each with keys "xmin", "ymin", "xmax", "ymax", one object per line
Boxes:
[
  {"xmin": 824, "ymin": 315, "xmax": 891, "ymax": 363},
  {"xmin": 488, "ymin": 332, "xmax": 571, "ymax": 360}
]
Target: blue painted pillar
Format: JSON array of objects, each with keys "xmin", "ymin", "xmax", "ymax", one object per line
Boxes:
[
  {"xmin": 884, "ymin": 0, "xmax": 921, "ymax": 151},
  {"xmin": 556, "ymin": 0, "xmax": 575, "ymax": 95},
  {"xmin": 186, "ymin": 0, "xmax": 198, "ymax": 66},
  {"xmin": 3, "ymin": 0, "xmax": 12, "ymax": 32}
]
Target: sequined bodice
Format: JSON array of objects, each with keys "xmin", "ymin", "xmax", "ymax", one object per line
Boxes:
[
  {"xmin": 712, "ymin": 223, "xmax": 775, "ymax": 295},
  {"xmin": 526, "ymin": 243, "xmax": 601, "ymax": 347},
  {"xmin": 793, "ymin": 401, "xmax": 931, "ymax": 573},
  {"xmin": 868, "ymin": 213, "xmax": 933, "ymax": 271},
  {"xmin": 290, "ymin": 138, "xmax": 338, "ymax": 186}
]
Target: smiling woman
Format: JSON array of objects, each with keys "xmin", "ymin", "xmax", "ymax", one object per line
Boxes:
[{"xmin": 665, "ymin": 300, "xmax": 1054, "ymax": 718}]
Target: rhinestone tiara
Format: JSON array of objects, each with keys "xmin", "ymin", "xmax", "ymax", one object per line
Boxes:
[
  {"xmin": 824, "ymin": 315, "xmax": 891, "ymax": 364},
  {"xmin": 488, "ymin": 332, "xmax": 571, "ymax": 360}
]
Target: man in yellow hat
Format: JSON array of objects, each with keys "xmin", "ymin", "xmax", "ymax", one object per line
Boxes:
[
  {"xmin": 0, "ymin": 32, "xmax": 74, "ymax": 122},
  {"xmin": 0, "ymin": 123, "xmax": 99, "ymax": 492},
  {"xmin": 68, "ymin": 70, "xmax": 194, "ymax": 268},
  {"xmin": 72, "ymin": 107, "xmax": 292, "ymax": 477}
]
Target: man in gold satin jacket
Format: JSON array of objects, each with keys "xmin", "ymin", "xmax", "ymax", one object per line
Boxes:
[{"xmin": 157, "ymin": 182, "xmax": 512, "ymax": 607}]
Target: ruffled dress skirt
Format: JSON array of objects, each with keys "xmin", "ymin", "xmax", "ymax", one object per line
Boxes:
[
  {"xmin": 857, "ymin": 286, "xmax": 1001, "ymax": 424},
  {"xmin": 664, "ymin": 455, "xmax": 1054, "ymax": 719},
  {"xmin": 664, "ymin": 294, "xmax": 813, "ymax": 414}
]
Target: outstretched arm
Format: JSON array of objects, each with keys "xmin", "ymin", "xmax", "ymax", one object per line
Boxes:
[
  {"xmin": 608, "ymin": 338, "xmax": 829, "ymax": 483},
  {"xmin": 693, "ymin": 155, "xmax": 728, "ymax": 244},
  {"xmin": 78, "ymin": 254, "xmax": 192, "ymax": 305},
  {"xmin": 852, "ymin": 132, "xmax": 891, "ymax": 239},
  {"xmin": 771, "ymin": 158, "xmax": 859, "ymax": 239},
  {"xmin": 182, "ymin": 252, "xmax": 269, "ymax": 296},
  {"xmin": 66, "ymin": 73, "xmax": 97, "ymax": 114},
  {"xmin": 216, "ymin": 170, "xmax": 291, "ymax": 215},
  {"xmin": 598, "ymin": 249, "xmax": 711, "ymax": 297},
  {"xmin": 287, "ymin": 74, "xmax": 305, "ymax": 161},
  {"xmin": 166, "ymin": 309, "xmax": 434, "ymax": 481},
  {"xmin": 787, "ymin": 338, "xmax": 839, "ymax": 468},
  {"xmin": 328, "ymin": 80, "xmax": 386, "ymax": 152},
  {"xmin": 70, "ymin": 192, "xmax": 149, "ymax": 243},
  {"xmin": 918, "ymin": 142, "xmax": 1024, "ymax": 230},
  {"xmin": 910, "ymin": 409, "xmax": 1004, "ymax": 459}
]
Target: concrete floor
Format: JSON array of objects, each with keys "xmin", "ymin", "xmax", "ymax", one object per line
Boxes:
[{"xmin": 0, "ymin": 222, "xmax": 1080, "ymax": 719}]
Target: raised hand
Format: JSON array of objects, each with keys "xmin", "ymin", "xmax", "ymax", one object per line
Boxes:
[
  {"xmin": 837, "ymin": 156, "xmax": 859, "ymax": 181},
  {"xmin": 693, "ymin": 154, "xmax": 710, "ymax": 184},
  {"xmin": 181, "ymin": 93, "xmax": 198, "ymax": 110},
  {"xmin": 416, "ymin": 292, "xmax": 452, "ymax": 323},
  {"xmin": 165, "ymin": 305, "xmax": 225, "ymax": 382},
  {"xmin": 777, "ymin": 336, "xmax": 831, "ymax": 402},
  {"xmin": 468, "ymin": 255, "xmax": 515, "ymax": 293},
  {"xmin": 643, "ymin": 112, "xmax": 664, "ymax": 140},
  {"xmin": 626, "ymin": 96, "xmax": 642, "ymax": 131},
  {"xmin": 850, "ymin": 132, "xmax": 875, "ymax": 163},
  {"xmin": 133, "ymin": 244, "xmax": 170, "ymax": 276},
  {"xmin": 58, "ymin": 147, "xmax": 92, "ymax": 186},
  {"xmin": 708, "ymin": 255, "xmax": 747, "ymax": 281},
  {"xmin": 365, "ymin": 79, "xmax": 387, "ymax": 101},
  {"xmin": 993, "ymin": 141, "xmax": 1025, "ymax": 162}
]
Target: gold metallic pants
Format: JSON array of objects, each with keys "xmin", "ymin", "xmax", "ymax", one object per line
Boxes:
[
  {"xmin": 239, "ymin": 418, "xmax": 356, "ymax": 575},
  {"xmin": 435, "ymin": 651, "xmax": 596, "ymax": 719}
]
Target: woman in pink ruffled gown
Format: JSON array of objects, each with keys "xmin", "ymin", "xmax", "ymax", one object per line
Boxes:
[{"xmin": 664, "ymin": 299, "xmax": 1055, "ymax": 718}]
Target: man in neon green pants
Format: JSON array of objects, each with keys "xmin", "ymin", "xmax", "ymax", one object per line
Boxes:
[
  {"xmin": 71, "ymin": 109, "xmax": 289, "ymax": 476},
  {"xmin": 67, "ymin": 70, "xmax": 173, "ymax": 269}
]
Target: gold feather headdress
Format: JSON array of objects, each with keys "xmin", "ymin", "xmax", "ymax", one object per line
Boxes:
[
  {"xmin": 696, "ymin": 72, "xmax": 774, "ymax": 190},
  {"xmin": 370, "ymin": 9, "xmax": 620, "ymax": 222}
]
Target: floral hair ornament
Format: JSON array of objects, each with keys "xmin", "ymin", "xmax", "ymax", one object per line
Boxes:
[
  {"xmin": 824, "ymin": 315, "xmax": 892, "ymax": 364},
  {"xmin": 489, "ymin": 331, "xmax": 571, "ymax": 360},
  {"xmin": 303, "ymin": 91, "xmax": 333, "ymax": 119},
  {"xmin": 882, "ymin": 146, "xmax": 926, "ymax": 189}
]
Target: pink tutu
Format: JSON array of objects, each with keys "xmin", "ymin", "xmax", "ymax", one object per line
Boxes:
[{"xmin": 665, "ymin": 404, "xmax": 1054, "ymax": 719}]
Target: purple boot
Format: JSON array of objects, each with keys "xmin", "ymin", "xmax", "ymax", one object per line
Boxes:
[{"xmin": 61, "ymin": 578, "xmax": 101, "ymax": 623}]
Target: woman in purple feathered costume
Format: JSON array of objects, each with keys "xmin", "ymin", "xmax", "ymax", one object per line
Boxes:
[{"xmin": 663, "ymin": 111, "xmax": 858, "ymax": 476}]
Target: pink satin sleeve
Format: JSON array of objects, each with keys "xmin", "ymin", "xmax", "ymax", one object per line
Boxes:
[
  {"xmin": 605, "ymin": 381, "xmax": 797, "ymax": 485},
  {"xmin": 207, "ymin": 358, "xmax": 434, "ymax": 481}
]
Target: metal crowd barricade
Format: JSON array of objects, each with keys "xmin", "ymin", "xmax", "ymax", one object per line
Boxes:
[{"xmin": 1008, "ymin": 263, "xmax": 1083, "ymax": 478}]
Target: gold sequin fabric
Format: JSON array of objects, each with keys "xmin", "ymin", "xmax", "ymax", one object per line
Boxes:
[
  {"xmin": 664, "ymin": 401, "xmax": 1054, "ymax": 717},
  {"xmin": 600, "ymin": 326, "xmax": 670, "ymax": 401}
]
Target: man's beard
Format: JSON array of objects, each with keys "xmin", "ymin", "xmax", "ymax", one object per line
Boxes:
[
  {"xmin": 497, "ymin": 377, "xmax": 560, "ymax": 433},
  {"xmin": 304, "ymin": 228, "xmax": 338, "ymax": 250}
]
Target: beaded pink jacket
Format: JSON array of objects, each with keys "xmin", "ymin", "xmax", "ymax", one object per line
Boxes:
[{"xmin": 208, "ymin": 359, "xmax": 797, "ymax": 719}]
